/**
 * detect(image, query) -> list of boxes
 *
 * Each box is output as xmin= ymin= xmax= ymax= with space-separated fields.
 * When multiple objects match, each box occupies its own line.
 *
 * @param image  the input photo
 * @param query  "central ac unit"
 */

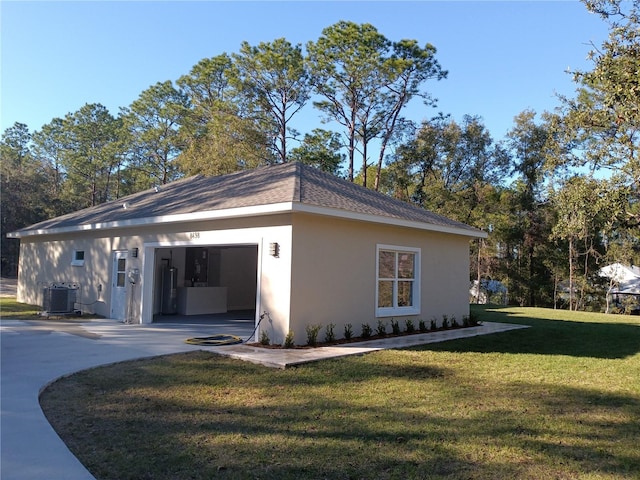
xmin=42 ymin=283 xmax=78 ymax=316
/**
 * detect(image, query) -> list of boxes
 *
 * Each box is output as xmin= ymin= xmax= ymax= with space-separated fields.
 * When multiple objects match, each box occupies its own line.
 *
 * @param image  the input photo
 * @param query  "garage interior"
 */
xmin=152 ymin=245 xmax=258 ymax=324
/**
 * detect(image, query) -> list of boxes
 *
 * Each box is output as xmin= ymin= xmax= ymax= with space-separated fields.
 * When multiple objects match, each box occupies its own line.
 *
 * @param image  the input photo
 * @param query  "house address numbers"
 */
xmin=189 ymin=232 xmax=200 ymax=240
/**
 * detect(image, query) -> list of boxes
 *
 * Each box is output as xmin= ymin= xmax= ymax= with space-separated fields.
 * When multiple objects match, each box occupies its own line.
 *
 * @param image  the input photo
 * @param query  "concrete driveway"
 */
xmin=0 ymin=317 xmax=254 ymax=480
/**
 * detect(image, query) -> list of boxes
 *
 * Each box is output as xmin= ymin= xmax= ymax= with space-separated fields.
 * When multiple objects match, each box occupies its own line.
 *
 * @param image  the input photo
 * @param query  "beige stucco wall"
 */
xmin=16 ymin=234 xmax=140 ymax=316
xmin=15 ymin=210 xmax=474 ymax=344
xmin=16 ymin=215 xmax=294 ymax=339
xmin=288 ymin=213 xmax=472 ymax=345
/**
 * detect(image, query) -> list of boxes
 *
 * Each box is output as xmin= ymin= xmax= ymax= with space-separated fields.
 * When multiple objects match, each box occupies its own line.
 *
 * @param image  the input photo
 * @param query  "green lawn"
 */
xmin=0 ymin=298 xmax=42 ymax=320
xmin=40 ymin=306 xmax=640 ymax=480
xmin=0 ymin=297 xmax=98 ymax=321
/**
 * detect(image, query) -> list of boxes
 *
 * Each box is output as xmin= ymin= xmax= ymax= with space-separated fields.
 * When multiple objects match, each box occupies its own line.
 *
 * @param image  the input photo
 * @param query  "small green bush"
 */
xmin=390 ymin=318 xmax=401 ymax=334
xmin=419 ymin=319 xmax=428 ymax=332
xmin=451 ymin=316 xmax=459 ymax=328
xmin=344 ymin=323 xmax=353 ymax=340
xmin=284 ymin=330 xmax=295 ymax=348
xmin=361 ymin=323 xmax=372 ymax=338
xmin=324 ymin=323 xmax=336 ymax=343
xmin=405 ymin=318 xmax=415 ymax=333
xmin=441 ymin=315 xmax=449 ymax=329
xmin=376 ymin=319 xmax=387 ymax=336
xmin=430 ymin=318 xmax=437 ymax=331
xmin=306 ymin=324 xmax=322 ymax=346
xmin=259 ymin=330 xmax=270 ymax=346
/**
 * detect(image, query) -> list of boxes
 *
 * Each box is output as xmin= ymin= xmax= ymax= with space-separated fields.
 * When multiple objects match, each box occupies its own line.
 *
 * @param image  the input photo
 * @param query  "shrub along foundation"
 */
xmin=251 ymin=314 xmax=482 ymax=349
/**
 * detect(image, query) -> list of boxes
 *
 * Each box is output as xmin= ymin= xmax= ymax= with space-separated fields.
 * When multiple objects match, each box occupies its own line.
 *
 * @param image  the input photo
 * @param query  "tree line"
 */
xmin=1 ymin=0 xmax=638 ymax=312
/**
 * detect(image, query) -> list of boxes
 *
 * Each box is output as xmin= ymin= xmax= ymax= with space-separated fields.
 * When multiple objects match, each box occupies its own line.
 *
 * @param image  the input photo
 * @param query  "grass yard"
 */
xmin=0 ymin=298 xmax=43 ymax=320
xmin=40 ymin=306 xmax=640 ymax=480
xmin=0 ymin=297 xmax=99 ymax=321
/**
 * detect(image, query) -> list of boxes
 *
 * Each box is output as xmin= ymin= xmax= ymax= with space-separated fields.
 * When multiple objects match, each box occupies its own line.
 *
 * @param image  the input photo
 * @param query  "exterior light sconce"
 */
xmin=269 ymin=242 xmax=279 ymax=257
xmin=131 ymin=248 xmax=139 ymax=258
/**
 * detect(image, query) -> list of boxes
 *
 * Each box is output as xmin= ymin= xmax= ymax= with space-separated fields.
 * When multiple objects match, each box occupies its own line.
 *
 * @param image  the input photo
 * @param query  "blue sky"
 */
xmin=1 ymin=1 xmax=609 ymax=145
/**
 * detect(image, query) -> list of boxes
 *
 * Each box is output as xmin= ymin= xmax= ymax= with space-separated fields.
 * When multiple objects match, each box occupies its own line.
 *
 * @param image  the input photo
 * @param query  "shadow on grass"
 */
xmin=41 ymin=351 xmax=640 ymax=480
xmin=421 ymin=306 xmax=640 ymax=359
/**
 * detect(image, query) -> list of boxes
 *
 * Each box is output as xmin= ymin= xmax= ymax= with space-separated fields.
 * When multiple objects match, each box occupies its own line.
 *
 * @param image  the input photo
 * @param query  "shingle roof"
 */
xmin=9 ymin=162 xmax=483 ymax=237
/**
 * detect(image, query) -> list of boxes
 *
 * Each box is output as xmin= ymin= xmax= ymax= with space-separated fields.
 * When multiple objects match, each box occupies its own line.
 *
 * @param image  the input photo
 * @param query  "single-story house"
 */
xmin=8 ymin=162 xmax=486 ymax=344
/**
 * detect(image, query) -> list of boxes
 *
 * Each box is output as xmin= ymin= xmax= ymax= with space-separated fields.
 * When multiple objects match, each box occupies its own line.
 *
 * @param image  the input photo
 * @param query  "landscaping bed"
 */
xmin=249 ymin=314 xmax=482 ymax=349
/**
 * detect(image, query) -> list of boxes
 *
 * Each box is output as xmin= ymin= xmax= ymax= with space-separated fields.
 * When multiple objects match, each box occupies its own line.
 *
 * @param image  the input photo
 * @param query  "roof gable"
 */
xmin=9 ymin=162 xmax=484 ymax=238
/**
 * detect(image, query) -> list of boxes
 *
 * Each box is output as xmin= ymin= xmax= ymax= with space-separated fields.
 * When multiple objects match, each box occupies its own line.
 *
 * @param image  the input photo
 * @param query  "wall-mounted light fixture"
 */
xmin=269 ymin=242 xmax=279 ymax=257
xmin=131 ymin=247 xmax=139 ymax=258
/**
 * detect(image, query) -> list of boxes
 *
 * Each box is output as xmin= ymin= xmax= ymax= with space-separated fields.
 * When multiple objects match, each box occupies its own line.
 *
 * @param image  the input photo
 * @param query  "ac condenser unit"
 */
xmin=42 ymin=283 xmax=78 ymax=316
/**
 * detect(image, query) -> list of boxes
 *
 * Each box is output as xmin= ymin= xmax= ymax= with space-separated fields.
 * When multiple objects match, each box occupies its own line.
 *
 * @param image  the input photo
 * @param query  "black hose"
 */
xmin=242 ymin=311 xmax=267 ymax=343
xmin=185 ymin=334 xmax=243 ymax=346
xmin=184 ymin=312 xmax=268 ymax=346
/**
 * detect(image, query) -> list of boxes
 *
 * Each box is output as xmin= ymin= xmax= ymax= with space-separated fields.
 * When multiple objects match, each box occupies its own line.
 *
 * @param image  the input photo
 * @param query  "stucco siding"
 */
xmin=17 ymin=236 xmax=120 ymax=317
xmin=288 ymin=213 xmax=472 ymax=345
xmin=15 ymin=206 xmax=472 ymax=343
xmin=16 ymin=214 xmax=294 ymax=330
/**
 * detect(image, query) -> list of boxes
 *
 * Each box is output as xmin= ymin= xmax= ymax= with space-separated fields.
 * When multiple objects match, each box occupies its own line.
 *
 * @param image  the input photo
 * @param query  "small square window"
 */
xmin=71 ymin=250 xmax=85 ymax=267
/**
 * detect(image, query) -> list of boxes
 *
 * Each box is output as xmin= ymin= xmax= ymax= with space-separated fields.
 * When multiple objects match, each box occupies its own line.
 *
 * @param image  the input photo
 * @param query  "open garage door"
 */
xmin=152 ymin=245 xmax=258 ymax=323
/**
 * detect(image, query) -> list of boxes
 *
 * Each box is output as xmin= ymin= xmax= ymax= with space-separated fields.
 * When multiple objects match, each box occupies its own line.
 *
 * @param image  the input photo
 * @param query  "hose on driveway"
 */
xmin=184 ymin=334 xmax=243 ymax=346
xmin=184 ymin=311 xmax=268 ymax=346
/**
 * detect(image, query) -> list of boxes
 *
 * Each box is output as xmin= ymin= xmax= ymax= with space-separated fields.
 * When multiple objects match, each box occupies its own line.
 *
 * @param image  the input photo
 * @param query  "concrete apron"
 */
xmin=0 ymin=319 xmax=527 ymax=480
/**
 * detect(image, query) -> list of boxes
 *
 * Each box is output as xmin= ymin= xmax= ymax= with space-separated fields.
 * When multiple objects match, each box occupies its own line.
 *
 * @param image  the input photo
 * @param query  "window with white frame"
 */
xmin=71 ymin=250 xmax=85 ymax=267
xmin=376 ymin=245 xmax=420 ymax=316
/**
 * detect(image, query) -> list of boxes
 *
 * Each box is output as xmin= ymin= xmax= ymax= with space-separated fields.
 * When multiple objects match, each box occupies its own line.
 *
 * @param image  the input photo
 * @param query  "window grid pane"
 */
xmin=378 ymin=281 xmax=394 ymax=308
xmin=397 ymin=281 xmax=414 ymax=307
xmin=378 ymin=251 xmax=396 ymax=279
xmin=397 ymin=253 xmax=415 ymax=279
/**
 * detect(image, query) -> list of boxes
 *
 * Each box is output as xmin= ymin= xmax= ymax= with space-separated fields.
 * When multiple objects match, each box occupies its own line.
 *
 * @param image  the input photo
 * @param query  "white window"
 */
xmin=71 ymin=250 xmax=85 ymax=267
xmin=376 ymin=245 xmax=420 ymax=317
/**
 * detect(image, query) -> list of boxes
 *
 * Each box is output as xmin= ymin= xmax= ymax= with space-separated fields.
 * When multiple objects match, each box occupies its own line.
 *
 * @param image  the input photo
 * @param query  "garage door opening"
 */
xmin=152 ymin=245 xmax=258 ymax=324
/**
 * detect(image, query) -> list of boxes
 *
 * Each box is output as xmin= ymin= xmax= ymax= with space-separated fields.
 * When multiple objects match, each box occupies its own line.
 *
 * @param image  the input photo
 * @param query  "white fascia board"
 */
xmin=9 ymin=200 xmax=487 ymax=240
xmin=292 ymin=203 xmax=488 ymax=239
xmin=8 ymin=202 xmax=295 ymax=239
